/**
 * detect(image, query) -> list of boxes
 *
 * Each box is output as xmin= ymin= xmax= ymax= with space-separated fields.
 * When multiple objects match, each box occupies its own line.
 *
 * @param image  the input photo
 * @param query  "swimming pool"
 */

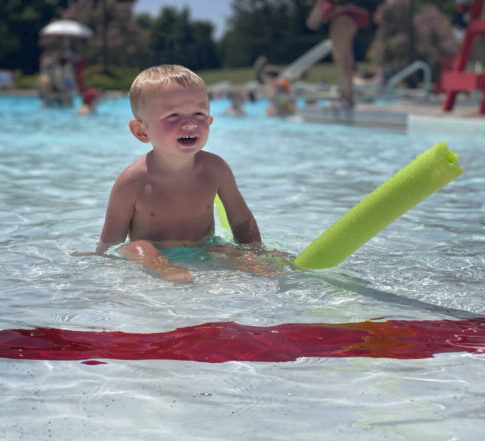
xmin=1 ymin=94 xmax=484 ymax=440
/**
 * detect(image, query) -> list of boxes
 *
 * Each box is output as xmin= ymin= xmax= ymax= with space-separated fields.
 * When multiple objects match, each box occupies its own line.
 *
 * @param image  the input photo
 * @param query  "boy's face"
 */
xmin=132 ymin=83 xmax=213 ymax=159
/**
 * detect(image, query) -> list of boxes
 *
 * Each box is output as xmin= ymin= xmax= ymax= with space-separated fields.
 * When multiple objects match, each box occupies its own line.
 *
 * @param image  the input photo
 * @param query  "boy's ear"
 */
xmin=208 ymin=115 xmax=214 ymax=126
xmin=129 ymin=119 xmax=150 ymax=143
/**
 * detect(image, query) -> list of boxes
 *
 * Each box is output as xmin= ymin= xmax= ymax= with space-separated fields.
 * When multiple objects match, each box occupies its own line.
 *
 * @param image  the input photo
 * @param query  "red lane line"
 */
xmin=1 ymin=319 xmax=484 ymax=363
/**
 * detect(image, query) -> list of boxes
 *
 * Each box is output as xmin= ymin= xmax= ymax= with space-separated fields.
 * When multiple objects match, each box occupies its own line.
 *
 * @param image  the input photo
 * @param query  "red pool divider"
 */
xmin=1 ymin=319 xmax=484 ymax=364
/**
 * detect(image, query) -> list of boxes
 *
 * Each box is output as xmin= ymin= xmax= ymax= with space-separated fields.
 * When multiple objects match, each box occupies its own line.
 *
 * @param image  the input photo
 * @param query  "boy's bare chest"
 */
xmin=134 ymin=175 xmax=216 ymax=221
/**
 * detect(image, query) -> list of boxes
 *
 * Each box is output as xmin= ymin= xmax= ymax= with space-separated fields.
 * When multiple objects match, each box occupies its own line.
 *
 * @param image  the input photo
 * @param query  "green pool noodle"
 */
xmin=215 ymin=194 xmax=231 ymax=230
xmin=294 ymin=142 xmax=463 ymax=269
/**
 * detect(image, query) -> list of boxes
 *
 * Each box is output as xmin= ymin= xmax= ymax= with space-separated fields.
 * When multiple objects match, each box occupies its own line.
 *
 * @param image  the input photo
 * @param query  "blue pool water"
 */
xmin=1 ymin=95 xmax=485 ymax=440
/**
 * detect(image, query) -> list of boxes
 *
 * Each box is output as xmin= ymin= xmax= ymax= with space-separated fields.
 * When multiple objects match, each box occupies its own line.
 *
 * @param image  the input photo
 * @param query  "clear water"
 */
xmin=1 ymin=95 xmax=484 ymax=440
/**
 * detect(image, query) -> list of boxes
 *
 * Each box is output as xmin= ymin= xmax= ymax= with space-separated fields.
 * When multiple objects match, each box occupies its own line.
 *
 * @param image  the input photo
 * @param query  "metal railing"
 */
xmin=383 ymin=60 xmax=432 ymax=97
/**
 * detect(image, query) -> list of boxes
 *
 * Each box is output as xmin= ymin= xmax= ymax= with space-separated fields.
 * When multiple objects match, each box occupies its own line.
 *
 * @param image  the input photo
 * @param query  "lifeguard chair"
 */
xmin=441 ymin=0 xmax=485 ymax=114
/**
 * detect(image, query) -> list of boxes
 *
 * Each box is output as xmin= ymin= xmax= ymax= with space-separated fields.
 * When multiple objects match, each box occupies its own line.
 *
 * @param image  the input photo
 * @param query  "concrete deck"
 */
xmin=300 ymin=96 xmax=485 ymax=134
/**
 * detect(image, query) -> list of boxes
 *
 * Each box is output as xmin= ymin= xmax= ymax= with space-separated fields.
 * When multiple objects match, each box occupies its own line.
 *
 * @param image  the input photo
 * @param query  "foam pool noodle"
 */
xmin=294 ymin=142 xmax=463 ymax=269
xmin=215 ymin=194 xmax=231 ymax=230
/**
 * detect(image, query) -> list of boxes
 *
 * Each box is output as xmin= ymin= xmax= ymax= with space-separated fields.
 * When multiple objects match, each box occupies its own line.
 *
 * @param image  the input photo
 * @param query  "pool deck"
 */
xmin=0 ymin=88 xmax=127 ymax=99
xmin=0 ymin=88 xmax=39 ymax=96
xmin=300 ymin=96 xmax=485 ymax=134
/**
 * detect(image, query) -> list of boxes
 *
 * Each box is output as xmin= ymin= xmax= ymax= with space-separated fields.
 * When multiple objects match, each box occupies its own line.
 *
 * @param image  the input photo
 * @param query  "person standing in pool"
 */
xmin=74 ymin=65 xmax=270 ymax=283
xmin=306 ymin=0 xmax=370 ymax=110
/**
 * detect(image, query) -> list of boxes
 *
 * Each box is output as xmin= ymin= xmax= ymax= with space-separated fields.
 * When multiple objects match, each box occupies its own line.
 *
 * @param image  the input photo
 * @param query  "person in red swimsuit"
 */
xmin=307 ymin=0 xmax=370 ymax=109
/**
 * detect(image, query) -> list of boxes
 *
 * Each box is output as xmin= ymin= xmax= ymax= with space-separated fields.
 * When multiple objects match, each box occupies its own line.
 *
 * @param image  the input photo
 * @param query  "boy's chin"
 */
xmin=177 ymin=144 xmax=202 ymax=154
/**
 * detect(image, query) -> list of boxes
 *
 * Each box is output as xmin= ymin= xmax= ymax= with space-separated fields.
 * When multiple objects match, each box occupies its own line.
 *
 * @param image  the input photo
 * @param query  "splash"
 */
xmin=1 ymin=319 xmax=484 ymax=364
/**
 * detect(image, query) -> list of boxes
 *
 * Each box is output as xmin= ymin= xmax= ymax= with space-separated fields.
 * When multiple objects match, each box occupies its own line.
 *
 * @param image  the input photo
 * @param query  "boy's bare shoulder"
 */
xmin=196 ymin=151 xmax=234 ymax=182
xmin=196 ymin=150 xmax=230 ymax=171
xmin=113 ymin=154 xmax=148 ymax=188
xmin=122 ymin=154 xmax=148 ymax=175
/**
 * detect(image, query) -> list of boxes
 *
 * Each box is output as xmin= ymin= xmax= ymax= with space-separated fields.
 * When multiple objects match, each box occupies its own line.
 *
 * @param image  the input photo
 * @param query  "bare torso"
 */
xmin=129 ymin=170 xmax=216 ymax=247
xmin=105 ymin=150 xmax=223 ymax=249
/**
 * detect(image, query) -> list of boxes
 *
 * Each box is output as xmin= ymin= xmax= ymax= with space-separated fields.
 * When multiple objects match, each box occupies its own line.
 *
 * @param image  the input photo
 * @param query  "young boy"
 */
xmin=75 ymin=65 xmax=264 ymax=283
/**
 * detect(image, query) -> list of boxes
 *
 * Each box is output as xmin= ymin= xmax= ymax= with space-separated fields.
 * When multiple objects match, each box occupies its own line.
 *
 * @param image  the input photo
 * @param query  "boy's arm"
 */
xmin=96 ymin=174 xmax=137 ymax=254
xmin=71 ymin=178 xmax=133 ymax=257
xmin=216 ymin=160 xmax=262 ymax=246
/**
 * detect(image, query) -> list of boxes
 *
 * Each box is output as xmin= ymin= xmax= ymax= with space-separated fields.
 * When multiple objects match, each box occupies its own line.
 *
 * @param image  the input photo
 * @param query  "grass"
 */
xmin=198 ymin=63 xmax=343 ymax=86
xmin=197 ymin=62 xmax=377 ymax=86
xmin=14 ymin=61 xmax=377 ymax=91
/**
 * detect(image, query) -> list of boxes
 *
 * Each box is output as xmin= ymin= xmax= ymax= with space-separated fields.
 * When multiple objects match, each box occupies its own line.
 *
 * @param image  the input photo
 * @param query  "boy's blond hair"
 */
xmin=129 ymin=65 xmax=208 ymax=121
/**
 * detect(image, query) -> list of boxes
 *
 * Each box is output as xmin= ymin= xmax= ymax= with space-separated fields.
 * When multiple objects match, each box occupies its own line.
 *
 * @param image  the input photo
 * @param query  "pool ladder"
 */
xmin=382 ymin=60 xmax=432 ymax=99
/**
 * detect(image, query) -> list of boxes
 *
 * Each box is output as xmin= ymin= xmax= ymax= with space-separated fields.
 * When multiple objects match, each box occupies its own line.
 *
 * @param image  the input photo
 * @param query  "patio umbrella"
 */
xmin=40 ymin=19 xmax=94 ymax=58
xmin=40 ymin=20 xmax=94 ymax=39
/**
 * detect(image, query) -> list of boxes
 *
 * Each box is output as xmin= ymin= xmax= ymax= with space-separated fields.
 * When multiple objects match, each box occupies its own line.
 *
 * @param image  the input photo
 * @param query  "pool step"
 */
xmin=300 ymin=106 xmax=408 ymax=131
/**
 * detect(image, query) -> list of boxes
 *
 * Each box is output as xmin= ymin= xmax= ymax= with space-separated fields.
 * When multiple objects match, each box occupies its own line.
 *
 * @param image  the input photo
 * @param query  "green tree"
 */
xmin=146 ymin=7 xmax=219 ymax=70
xmin=0 ymin=0 xmax=69 ymax=74
xmin=414 ymin=0 xmax=456 ymax=16
xmin=220 ymin=0 xmax=305 ymax=67
xmin=370 ymin=0 xmax=457 ymax=80
xmin=63 ymin=0 xmax=150 ymax=72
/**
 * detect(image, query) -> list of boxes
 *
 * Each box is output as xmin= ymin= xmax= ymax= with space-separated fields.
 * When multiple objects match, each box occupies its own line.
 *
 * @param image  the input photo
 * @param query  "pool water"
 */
xmin=1 ymin=95 xmax=485 ymax=440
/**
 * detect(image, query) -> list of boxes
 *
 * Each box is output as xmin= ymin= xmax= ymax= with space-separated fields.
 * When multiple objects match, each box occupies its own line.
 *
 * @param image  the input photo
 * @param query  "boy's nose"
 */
xmin=181 ymin=118 xmax=198 ymax=129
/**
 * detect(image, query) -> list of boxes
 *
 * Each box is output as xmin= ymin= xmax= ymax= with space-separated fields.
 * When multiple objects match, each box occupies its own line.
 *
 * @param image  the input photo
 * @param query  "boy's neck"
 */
xmin=147 ymin=149 xmax=196 ymax=174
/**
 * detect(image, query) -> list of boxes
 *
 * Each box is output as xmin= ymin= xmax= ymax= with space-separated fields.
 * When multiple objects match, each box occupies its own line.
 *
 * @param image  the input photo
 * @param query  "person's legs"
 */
xmin=119 ymin=240 xmax=194 ymax=283
xmin=329 ymin=15 xmax=358 ymax=107
xmin=205 ymin=244 xmax=286 ymax=278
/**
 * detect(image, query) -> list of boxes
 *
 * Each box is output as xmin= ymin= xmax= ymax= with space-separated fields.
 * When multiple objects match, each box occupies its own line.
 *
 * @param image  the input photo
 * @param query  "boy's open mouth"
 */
xmin=178 ymin=135 xmax=198 ymax=146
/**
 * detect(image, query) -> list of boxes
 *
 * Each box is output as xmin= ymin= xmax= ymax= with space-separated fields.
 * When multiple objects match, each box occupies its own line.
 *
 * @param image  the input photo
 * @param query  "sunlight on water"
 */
xmin=1 ymin=95 xmax=484 ymax=440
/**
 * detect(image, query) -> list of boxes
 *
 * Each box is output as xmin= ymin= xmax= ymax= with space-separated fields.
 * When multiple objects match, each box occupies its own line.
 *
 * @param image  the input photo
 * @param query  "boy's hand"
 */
xmin=71 ymin=251 xmax=103 ymax=257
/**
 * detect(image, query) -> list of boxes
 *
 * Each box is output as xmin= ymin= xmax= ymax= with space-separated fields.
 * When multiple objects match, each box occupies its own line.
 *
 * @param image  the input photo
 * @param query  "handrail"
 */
xmin=279 ymin=39 xmax=332 ymax=81
xmin=383 ymin=60 xmax=432 ymax=96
